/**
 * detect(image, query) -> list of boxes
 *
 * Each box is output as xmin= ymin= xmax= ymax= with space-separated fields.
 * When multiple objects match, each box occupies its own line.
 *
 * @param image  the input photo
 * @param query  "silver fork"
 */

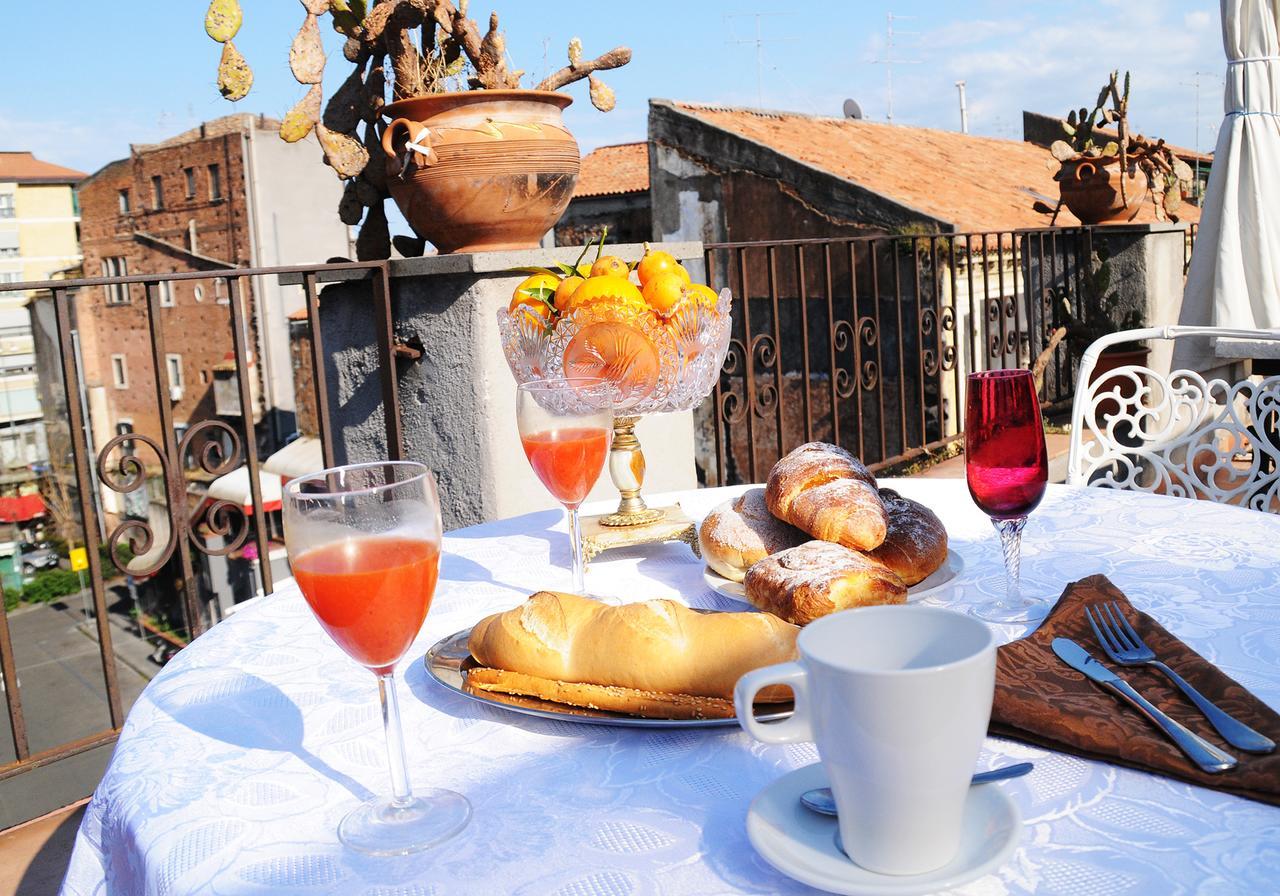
xmin=1086 ymin=603 xmax=1276 ymax=754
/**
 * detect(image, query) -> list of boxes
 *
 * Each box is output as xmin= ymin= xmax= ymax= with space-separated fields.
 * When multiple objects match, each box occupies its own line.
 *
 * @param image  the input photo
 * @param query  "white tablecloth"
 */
xmin=60 ymin=481 xmax=1280 ymax=895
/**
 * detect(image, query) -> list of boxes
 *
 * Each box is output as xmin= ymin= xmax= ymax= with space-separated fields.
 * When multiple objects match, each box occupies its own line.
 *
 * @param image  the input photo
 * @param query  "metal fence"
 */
xmin=0 ymin=260 xmax=401 ymax=786
xmin=701 ymin=228 xmax=1097 ymax=486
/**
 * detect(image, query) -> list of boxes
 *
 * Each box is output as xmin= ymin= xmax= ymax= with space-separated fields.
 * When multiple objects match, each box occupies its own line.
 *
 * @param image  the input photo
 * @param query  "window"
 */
xmin=184 ymin=168 xmax=196 ymax=199
xmin=166 ymin=353 xmax=184 ymax=390
xmin=102 ymin=256 xmax=129 ymax=304
xmin=0 ymin=247 xmax=16 ymax=259
xmin=157 ymin=279 xmax=174 ymax=307
xmin=115 ymin=420 xmax=134 ymax=452
xmin=0 ymin=272 xmax=20 ymax=284
xmin=208 ymin=164 xmax=222 ymax=200
xmin=151 ymin=175 xmax=163 ymax=209
xmin=193 ymin=285 xmax=204 ymax=303
xmin=0 ymin=194 xmax=14 ymax=218
xmin=111 ymin=354 xmax=128 ymax=389
xmin=118 ymin=189 xmax=130 ymax=214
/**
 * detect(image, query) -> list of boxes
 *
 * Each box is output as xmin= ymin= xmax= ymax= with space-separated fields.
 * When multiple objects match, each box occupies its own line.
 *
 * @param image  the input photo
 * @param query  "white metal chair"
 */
xmin=1067 ymin=326 xmax=1280 ymax=510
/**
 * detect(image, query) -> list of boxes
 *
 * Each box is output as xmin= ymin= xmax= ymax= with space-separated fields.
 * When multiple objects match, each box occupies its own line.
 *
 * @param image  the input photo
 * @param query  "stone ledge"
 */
xmin=278 ymin=241 xmax=704 ymax=285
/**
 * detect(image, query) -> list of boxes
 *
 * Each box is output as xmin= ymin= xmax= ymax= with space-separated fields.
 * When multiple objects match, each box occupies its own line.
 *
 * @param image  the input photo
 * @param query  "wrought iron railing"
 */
xmin=700 ymin=228 xmax=1097 ymax=486
xmin=0 ymin=260 xmax=401 ymax=790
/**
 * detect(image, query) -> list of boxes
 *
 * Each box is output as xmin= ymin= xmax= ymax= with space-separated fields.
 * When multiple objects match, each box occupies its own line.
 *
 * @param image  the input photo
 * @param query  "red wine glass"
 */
xmin=966 ymin=370 xmax=1049 ymax=622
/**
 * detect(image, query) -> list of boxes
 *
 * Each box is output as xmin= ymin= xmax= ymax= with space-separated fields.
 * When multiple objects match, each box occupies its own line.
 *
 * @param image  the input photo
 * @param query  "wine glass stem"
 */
xmin=568 ymin=507 xmax=585 ymax=593
xmin=377 ymin=672 xmax=412 ymax=808
xmin=993 ymin=516 xmax=1028 ymax=603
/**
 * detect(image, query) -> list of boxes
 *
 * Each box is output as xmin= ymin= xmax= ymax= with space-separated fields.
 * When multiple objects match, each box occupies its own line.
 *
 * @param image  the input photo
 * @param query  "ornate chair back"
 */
xmin=1067 ymin=326 xmax=1280 ymax=511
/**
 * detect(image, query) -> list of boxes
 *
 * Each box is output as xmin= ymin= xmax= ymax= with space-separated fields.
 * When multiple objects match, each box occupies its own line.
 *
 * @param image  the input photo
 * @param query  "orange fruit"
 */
xmin=562 ymin=274 xmax=645 ymax=314
xmin=563 ymin=321 xmax=660 ymax=400
xmin=555 ymin=275 xmax=584 ymax=310
xmin=636 ymin=248 xmax=688 ymax=287
xmin=642 ymin=271 xmax=691 ymax=317
xmin=590 ymin=255 xmax=629 ymax=278
xmin=686 ymin=283 xmax=719 ymax=310
xmin=511 ymin=272 xmax=558 ymax=306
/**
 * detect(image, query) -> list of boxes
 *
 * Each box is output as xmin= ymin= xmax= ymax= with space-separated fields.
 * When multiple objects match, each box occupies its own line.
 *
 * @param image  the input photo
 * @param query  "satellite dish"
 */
xmin=843 ymin=99 xmax=864 ymax=120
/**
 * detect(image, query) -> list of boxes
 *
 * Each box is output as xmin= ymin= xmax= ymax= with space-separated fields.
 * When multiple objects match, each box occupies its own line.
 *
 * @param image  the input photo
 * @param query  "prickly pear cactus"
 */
xmin=281 ymin=84 xmax=322 ymax=143
xmin=217 ymin=41 xmax=253 ymax=101
xmin=205 ymin=0 xmax=242 ymax=43
xmin=316 ymin=124 xmax=368 ymax=178
xmin=290 ymin=14 xmax=326 ymax=85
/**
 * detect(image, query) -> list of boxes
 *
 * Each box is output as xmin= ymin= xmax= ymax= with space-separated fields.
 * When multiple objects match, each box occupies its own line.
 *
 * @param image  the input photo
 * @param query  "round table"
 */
xmin=61 ymin=481 xmax=1280 ymax=895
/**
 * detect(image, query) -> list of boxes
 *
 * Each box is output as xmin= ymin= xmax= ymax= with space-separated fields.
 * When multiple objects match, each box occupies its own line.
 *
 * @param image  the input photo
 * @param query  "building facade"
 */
xmin=0 ymin=151 xmax=84 ymax=509
xmin=554 ymin=143 xmax=651 ymax=247
xmin=75 ymin=113 xmax=350 ymax=480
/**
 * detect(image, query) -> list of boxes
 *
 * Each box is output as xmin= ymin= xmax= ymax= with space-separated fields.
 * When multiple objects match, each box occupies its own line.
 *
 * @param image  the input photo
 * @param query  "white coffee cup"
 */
xmin=735 ymin=605 xmax=997 ymax=876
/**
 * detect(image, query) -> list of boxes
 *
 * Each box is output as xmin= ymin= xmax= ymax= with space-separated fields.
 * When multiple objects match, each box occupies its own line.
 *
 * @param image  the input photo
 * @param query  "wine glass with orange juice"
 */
xmin=284 ymin=461 xmax=469 ymax=855
xmin=517 ymin=378 xmax=613 ymax=593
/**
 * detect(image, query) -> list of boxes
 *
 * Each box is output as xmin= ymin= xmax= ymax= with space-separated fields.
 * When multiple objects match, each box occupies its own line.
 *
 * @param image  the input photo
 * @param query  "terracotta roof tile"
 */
xmin=574 ymin=143 xmax=649 ymax=198
xmin=672 ymin=103 xmax=1199 ymax=233
xmin=0 ymin=151 xmax=86 ymax=184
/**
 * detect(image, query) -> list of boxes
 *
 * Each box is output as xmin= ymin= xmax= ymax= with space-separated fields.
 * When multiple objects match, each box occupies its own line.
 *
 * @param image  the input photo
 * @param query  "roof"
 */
xmin=667 ymin=101 xmax=1199 ymax=232
xmin=0 ymin=152 xmax=86 ymax=184
xmin=287 ymin=308 xmax=309 ymax=321
xmin=574 ymin=143 xmax=649 ymax=198
xmin=131 ymin=113 xmax=282 ymax=154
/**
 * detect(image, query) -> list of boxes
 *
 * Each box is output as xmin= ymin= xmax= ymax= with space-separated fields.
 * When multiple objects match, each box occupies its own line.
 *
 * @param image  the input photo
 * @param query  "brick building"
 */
xmin=75 ymin=113 xmax=350 ymax=480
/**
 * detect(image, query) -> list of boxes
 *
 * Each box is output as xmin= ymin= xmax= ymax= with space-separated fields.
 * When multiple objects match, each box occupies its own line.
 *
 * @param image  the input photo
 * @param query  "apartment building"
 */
xmin=0 ymin=151 xmax=84 ymax=506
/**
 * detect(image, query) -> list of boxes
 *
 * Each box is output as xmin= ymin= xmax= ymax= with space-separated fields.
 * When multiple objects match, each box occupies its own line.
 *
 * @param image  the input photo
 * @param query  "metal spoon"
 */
xmin=800 ymin=761 xmax=1034 ymax=817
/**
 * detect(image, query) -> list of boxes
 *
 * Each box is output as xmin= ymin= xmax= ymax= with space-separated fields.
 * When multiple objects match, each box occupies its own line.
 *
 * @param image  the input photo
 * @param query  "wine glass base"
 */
xmin=338 ymin=788 xmax=471 ymax=855
xmin=972 ymin=601 xmax=1049 ymax=624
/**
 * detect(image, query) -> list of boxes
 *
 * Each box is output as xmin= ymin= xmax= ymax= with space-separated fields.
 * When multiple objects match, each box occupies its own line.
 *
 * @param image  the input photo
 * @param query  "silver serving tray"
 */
xmin=423 ymin=627 xmax=795 ymax=729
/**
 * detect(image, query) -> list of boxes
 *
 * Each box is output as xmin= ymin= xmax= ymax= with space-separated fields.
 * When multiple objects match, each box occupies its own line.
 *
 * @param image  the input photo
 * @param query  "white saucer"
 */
xmin=746 ymin=764 xmax=1020 ymax=896
xmin=704 ymin=550 xmax=964 ymax=604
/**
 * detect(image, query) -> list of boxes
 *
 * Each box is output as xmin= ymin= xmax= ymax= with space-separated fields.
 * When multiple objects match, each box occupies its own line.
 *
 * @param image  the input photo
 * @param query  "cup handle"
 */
xmin=734 ymin=662 xmax=812 ymax=744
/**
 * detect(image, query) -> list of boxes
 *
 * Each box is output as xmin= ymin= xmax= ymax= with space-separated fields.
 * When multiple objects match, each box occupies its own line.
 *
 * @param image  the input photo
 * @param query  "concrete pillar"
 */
xmin=294 ymin=243 xmax=704 ymax=531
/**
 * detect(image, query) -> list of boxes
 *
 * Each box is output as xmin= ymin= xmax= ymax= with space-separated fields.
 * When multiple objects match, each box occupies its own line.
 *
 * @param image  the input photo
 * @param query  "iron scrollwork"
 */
xmin=96 ymin=419 xmax=250 ymax=577
xmin=749 ymin=333 xmax=778 ymax=418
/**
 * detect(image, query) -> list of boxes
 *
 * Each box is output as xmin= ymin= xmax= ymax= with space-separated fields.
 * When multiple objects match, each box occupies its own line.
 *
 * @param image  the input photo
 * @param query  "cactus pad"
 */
xmin=302 ymin=0 xmax=328 ymax=14
xmin=316 ymin=124 xmax=369 ymax=178
xmin=588 ymin=75 xmax=615 ymax=112
xmin=290 ymin=14 xmax=326 ymax=84
xmin=205 ymin=0 xmax=242 ymax=43
xmin=217 ymin=41 xmax=253 ymax=101
xmin=281 ymin=84 xmax=322 ymax=143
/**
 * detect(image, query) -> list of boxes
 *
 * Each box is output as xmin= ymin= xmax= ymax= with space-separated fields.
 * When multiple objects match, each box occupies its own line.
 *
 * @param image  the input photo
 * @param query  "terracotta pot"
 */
xmin=1088 ymin=344 xmax=1150 ymax=422
xmin=1057 ymin=158 xmax=1147 ymax=225
xmin=381 ymin=90 xmax=580 ymax=254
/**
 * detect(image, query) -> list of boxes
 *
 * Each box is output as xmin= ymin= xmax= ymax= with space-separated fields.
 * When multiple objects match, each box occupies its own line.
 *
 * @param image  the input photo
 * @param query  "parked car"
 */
xmin=19 ymin=541 xmax=60 ymax=574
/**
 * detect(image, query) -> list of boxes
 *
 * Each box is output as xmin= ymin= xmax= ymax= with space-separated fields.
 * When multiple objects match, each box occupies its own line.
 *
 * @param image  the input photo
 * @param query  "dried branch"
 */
xmin=537 ymin=46 xmax=631 ymax=91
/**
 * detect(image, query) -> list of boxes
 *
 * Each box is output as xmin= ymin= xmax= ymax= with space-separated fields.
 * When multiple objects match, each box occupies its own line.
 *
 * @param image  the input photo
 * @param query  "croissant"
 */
xmin=765 ymin=442 xmax=888 ymax=551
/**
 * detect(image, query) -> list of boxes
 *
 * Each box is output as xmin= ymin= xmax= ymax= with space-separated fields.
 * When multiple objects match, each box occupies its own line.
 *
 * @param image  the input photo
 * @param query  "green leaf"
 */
xmin=506 ymin=265 xmax=560 ymax=276
xmin=553 ymin=260 xmax=578 ymax=277
xmin=517 ymin=286 xmax=557 ymax=302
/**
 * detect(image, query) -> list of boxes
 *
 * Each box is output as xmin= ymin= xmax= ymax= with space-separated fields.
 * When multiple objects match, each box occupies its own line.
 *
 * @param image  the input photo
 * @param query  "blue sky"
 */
xmin=4 ymin=1 xmax=1221 ymax=185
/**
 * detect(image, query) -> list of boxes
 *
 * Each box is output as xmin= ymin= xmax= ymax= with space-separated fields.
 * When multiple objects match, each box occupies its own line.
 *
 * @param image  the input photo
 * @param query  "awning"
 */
xmin=206 ymin=466 xmax=282 ymax=514
xmin=262 ymin=436 xmax=325 ymax=481
xmin=1177 ymin=0 xmax=1280 ymax=368
xmin=0 ymin=493 xmax=46 ymax=523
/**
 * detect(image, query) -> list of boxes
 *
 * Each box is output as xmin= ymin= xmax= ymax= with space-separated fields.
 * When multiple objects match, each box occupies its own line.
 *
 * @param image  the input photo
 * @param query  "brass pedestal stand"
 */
xmin=580 ymin=415 xmax=701 ymax=565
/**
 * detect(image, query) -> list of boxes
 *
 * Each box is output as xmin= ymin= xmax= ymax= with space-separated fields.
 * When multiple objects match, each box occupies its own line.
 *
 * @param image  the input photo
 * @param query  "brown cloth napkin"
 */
xmin=990 ymin=573 xmax=1280 ymax=806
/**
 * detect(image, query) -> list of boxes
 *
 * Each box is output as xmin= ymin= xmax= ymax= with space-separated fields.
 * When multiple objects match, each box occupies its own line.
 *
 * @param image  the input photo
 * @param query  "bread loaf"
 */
xmin=765 ymin=442 xmax=888 ymax=551
xmin=744 ymin=540 xmax=907 ymax=625
xmin=464 ymin=667 xmax=741 ymax=720
xmin=868 ymin=489 xmax=949 ymax=586
xmin=467 ymin=592 xmax=799 ymax=700
xmin=699 ymin=488 xmax=808 ymax=582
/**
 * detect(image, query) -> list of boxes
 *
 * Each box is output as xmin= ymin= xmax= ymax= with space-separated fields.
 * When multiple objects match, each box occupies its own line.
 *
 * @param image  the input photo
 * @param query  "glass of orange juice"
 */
xmin=516 ymin=378 xmax=613 ymax=594
xmin=284 ymin=461 xmax=469 ymax=855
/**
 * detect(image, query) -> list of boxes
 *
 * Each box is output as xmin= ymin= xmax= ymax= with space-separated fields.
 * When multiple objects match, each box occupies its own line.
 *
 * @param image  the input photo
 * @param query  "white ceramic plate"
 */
xmin=746 ymin=764 xmax=1020 ymax=896
xmin=703 ymin=549 xmax=964 ymax=604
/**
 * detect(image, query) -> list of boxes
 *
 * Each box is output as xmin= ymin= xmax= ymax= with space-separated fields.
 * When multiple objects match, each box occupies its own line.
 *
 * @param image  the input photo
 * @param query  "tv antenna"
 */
xmin=871 ymin=13 xmax=921 ymax=122
xmin=1180 ymin=70 xmax=1221 ymax=190
xmin=726 ymin=12 xmax=799 ymax=107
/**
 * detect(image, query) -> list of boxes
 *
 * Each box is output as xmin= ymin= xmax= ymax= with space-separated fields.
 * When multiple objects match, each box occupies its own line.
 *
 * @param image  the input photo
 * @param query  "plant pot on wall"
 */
xmin=1056 ymin=158 xmax=1146 ymax=225
xmin=381 ymin=90 xmax=580 ymax=255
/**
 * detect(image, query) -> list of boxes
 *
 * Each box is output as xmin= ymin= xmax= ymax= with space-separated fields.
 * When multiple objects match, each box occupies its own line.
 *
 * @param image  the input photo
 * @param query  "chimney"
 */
xmin=955 ymin=81 xmax=969 ymax=134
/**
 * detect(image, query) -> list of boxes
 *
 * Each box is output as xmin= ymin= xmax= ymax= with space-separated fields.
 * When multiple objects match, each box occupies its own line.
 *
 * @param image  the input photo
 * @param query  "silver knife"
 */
xmin=1051 ymin=638 xmax=1237 ymax=774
